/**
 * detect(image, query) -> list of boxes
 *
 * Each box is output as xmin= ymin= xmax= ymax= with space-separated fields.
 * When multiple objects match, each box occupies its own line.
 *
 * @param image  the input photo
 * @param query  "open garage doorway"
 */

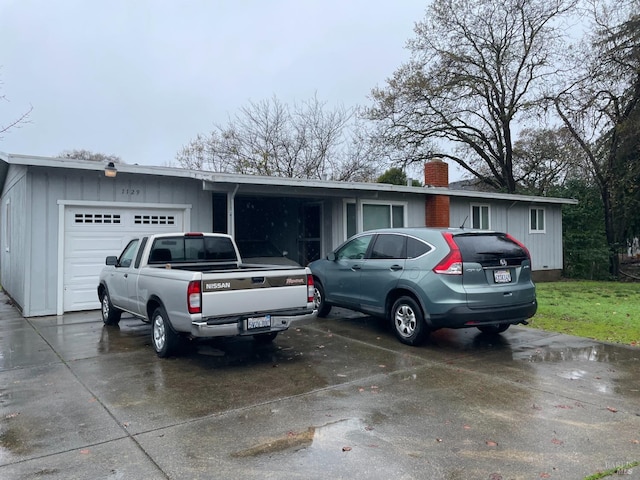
xmin=230 ymin=195 xmax=322 ymax=266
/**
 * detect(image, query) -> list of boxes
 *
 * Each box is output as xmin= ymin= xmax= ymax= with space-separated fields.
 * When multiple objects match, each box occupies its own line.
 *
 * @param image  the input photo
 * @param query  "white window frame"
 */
xmin=470 ymin=203 xmax=490 ymax=230
xmin=530 ymin=207 xmax=546 ymax=233
xmin=343 ymin=199 xmax=408 ymax=240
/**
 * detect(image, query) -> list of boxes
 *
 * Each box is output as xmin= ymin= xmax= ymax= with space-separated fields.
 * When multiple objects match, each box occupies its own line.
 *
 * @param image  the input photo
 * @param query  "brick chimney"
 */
xmin=424 ymin=159 xmax=450 ymax=228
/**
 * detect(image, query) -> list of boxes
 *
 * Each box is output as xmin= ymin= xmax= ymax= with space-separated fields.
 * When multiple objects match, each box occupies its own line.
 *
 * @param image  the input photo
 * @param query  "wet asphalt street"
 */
xmin=0 ymin=290 xmax=639 ymax=480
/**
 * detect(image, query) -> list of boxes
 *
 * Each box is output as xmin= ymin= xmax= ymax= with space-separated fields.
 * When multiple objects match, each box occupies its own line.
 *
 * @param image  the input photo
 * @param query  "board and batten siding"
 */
xmin=23 ymin=166 xmax=213 ymax=317
xmin=450 ymin=197 xmax=563 ymax=272
xmin=0 ymin=164 xmax=29 ymax=311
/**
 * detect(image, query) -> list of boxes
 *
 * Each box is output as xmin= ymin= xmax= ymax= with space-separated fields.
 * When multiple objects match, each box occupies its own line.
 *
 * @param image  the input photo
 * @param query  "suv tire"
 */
xmin=314 ymin=280 xmax=332 ymax=317
xmin=391 ymin=296 xmax=429 ymax=346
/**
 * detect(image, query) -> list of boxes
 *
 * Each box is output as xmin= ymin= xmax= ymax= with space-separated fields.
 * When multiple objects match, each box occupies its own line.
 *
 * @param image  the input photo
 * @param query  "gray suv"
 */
xmin=309 ymin=228 xmax=537 ymax=345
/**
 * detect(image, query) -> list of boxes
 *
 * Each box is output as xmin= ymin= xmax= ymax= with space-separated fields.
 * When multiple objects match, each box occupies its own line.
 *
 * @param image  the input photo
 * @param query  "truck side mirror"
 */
xmin=106 ymin=256 xmax=118 ymax=266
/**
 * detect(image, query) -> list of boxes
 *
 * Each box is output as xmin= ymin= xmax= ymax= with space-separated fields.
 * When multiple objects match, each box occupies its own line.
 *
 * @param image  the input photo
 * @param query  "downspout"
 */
xmin=227 ymin=184 xmax=239 ymax=237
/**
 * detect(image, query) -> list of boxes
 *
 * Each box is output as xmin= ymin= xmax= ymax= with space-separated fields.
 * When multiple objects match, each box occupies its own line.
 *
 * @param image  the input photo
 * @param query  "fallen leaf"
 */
xmin=364 ymin=426 xmax=374 ymax=431
xmin=631 ymin=439 xmax=639 ymax=444
xmin=378 ymin=365 xmax=386 ymax=368
xmin=489 ymin=474 xmax=502 ymax=480
xmin=358 ymin=387 xmax=365 ymax=392
xmin=607 ymin=406 xmax=618 ymax=413
xmin=342 ymin=446 xmax=352 ymax=452
xmin=5 ymin=412 xmax=20 ymax=419
xmin=463 ymin=424 xmax=471 ymax=430
xmin=551 ymin=438 xmax=564 ymax=445
xmin=80 ymin=449 xmax=90 ymax=455
xmin=540 ymin=473 xmax=551 ymax=478
xmin=486 ymin=440 xmax=498 ymax=447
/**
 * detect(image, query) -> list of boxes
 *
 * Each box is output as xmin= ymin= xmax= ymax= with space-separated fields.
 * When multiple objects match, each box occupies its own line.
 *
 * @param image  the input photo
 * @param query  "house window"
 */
xmin=471 ymin=204 xmax=490 ymax=230
xmin=345 ymin=201 xmax=406 ymax=238
xmin=530 ymin=207 xmax=545 ymax=233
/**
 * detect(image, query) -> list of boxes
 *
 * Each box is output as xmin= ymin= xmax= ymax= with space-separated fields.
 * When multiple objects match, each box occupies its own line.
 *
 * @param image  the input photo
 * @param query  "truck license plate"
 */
xmin=494 ymin=270 xmax=512 ymax=283
xmin=247 ymin=315 xmax=271 ymax=330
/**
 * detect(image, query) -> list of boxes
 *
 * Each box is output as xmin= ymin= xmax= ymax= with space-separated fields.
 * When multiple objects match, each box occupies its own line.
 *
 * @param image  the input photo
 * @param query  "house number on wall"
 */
xmin=121 ymin=189 xmax=141 ymax=195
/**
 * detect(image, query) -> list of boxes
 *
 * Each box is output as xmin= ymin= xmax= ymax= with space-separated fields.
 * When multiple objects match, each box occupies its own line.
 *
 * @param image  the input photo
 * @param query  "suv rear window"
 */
xmin=454 ymin=233 xmax=528 ymax=267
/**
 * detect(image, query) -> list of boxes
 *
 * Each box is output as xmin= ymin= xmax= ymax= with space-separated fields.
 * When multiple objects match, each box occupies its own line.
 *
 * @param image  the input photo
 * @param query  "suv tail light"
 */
xmin=505 ymin=233 xmax=531 ymax=260
xmin=187 ymin=280 xmax=202 ymax=314
xmin=433 ymin=232 xmax=463 ymax=275
xmin=307 ymin=274 xmax=315 ymax=303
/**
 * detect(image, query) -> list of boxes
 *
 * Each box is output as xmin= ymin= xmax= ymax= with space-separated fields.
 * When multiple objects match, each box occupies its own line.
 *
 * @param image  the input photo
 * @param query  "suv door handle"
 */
xmin=351 ymin=265 xmax=361 ymax=271
xmin=124 ymin=273 xmax=128 ymax=278
xmin=390 ymin=265 xmax=403 ymax=271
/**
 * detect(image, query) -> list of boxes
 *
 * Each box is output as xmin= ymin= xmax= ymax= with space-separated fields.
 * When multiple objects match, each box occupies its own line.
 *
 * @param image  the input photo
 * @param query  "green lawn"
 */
xmin=529 ymin=281 xmax=640 ymax=346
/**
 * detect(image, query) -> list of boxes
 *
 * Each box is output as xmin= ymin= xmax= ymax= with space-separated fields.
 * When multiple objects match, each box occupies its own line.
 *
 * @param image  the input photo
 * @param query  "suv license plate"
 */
xmin=247 ymin=315 xmax=271 ymax=330
xmin=494 ymin=270 xmax=512 ymax=283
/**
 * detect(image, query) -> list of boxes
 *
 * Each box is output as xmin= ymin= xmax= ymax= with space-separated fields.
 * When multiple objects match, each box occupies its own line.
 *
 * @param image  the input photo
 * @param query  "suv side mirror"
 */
xmin=328 ymin=252 xmax=336 ymax=261
xmin=105 ymin=256 xmax=118 ymax=266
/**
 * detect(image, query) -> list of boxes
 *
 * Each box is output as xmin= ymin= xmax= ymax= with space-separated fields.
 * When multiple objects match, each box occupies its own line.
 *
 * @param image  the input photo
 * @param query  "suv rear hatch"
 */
xmin=453 ymin=232 xmax=535 ymax=309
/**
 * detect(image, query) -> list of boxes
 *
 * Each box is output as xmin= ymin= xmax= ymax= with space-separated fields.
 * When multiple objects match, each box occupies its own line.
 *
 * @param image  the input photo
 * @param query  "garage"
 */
xmin=62 ymin=203 xmax=188 ymax=312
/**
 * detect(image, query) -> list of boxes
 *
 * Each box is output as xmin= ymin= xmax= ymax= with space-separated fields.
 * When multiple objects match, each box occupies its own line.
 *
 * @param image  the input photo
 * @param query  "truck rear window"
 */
xmin=453 ymin=233 xmax=528 ymax=267
xmin=149 ymin=236 xmax=238 ymax=263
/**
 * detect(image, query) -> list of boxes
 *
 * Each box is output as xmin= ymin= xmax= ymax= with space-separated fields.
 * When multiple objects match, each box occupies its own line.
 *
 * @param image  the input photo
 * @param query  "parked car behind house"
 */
xmin=309 ymin=227 xmax=537 ymax=345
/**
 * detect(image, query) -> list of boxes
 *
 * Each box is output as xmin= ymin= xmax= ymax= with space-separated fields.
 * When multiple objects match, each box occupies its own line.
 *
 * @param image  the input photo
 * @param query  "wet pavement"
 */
xmin=1 ymin=290 xmax=639 ymax=480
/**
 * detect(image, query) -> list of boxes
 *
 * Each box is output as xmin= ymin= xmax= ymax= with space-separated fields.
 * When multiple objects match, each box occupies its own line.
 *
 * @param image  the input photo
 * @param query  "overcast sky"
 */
xmin=1 ymin=0 xmax=429 ymax=172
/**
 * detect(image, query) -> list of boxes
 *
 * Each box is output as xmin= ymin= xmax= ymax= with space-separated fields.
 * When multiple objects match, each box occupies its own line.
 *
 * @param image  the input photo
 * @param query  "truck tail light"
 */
xmin=187 ymin=280 xmax=202 ymax=314
xmin=433 ymin=232 xmax=463 ymax=275
xmin=307 ymin=274 xmax=315 ymax=303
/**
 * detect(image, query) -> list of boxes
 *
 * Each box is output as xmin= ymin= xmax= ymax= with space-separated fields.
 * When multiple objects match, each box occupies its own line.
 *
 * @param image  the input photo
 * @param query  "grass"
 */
xmin=529 ymin=280 xmax=640 ymax=346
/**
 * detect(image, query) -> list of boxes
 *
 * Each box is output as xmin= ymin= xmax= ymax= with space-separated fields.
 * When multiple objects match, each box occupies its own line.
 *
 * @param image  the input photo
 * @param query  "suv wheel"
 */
xmin=314 ymin=281 xmax=332 ymax=317
xmin=391 ymin=296 xmax=429 ymax=346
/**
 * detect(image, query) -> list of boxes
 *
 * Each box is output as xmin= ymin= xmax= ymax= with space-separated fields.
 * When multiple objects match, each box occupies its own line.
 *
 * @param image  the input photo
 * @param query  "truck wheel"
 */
xmin=101 ymin=289 xmax=122 ymax=326
xmin=253 ymin=332 xmax=278 ymax=344
xmin=313 ymin=281 xmax=332 ymax=317
xmin=151 ymin=306 xmax=180 ymax=358
xmin=477 ymin=323 xmax=510 ymax=334
xmin=391 ymin=296 xmax=429 ymax=346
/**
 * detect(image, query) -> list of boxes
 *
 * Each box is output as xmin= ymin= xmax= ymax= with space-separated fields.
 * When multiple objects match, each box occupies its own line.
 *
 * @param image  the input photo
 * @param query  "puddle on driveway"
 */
xmin=231 ymin=418 xmax=369 ymax=458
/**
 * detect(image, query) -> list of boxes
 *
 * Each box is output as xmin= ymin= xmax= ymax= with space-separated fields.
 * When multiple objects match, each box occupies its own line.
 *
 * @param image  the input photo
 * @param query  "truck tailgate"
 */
xmin=201 ymin=269 xmax=311 ymax=317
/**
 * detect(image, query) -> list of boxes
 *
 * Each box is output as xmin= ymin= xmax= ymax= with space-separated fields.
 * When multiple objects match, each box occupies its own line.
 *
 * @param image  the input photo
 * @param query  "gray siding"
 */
xmin=23 ymin=167 xmax=212 ymax=316
xmin=450 ymin=197 xmax=563 ymax=271
xmin=0 ymin=165 xmax=29 ymax=311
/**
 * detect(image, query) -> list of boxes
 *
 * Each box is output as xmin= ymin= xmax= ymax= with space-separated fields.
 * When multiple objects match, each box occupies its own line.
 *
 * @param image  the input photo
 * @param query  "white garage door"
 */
xmin=63 ymin=206 xmax=186 ymax=312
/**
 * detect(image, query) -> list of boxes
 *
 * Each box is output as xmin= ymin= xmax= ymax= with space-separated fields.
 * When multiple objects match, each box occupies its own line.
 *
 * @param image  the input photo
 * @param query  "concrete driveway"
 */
xmin=1 ymin=291 xmax=639 ymax=480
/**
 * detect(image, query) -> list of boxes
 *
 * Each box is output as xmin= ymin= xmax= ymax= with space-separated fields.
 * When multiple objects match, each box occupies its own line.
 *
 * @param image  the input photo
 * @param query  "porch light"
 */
xmin=104 ymin=161 xmax=117 ymax=178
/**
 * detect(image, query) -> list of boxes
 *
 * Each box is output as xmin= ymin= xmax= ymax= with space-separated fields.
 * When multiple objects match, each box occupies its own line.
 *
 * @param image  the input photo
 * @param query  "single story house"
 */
xmin=0 ymin=152 xmax=577 ymax=317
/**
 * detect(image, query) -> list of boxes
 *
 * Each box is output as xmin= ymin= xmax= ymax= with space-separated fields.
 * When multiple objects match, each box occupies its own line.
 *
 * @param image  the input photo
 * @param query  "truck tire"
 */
xmin=151 ymin=306 xmax=180 ymax=358
xmin=101 ymin=289 xmax=122 ymax=326
xmin=313 ymin=280 xmax=332 ymax=317
xmin=391 ymin=296 xmax=429 ymax=346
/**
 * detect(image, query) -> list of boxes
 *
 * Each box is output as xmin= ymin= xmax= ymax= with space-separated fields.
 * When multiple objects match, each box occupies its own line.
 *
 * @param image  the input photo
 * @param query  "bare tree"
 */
xmin=59 ymin=149 xmax=123 ymax=163
xmin=1 ymin=69 xmax=32 ymax=140
xmin=552 ymin=0 xmax=640 ymax=275
xmin=511 ymin=126 xmax=585 ymax=195
xmin=177 ymin=95 xmax=379 ymax=181
xmin=366 ymin=0 xmax=578 ymax=193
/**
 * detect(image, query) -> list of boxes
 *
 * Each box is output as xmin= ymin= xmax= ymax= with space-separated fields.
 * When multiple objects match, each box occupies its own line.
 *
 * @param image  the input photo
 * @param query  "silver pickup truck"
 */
xmin=97 ymin=232 xmax=316 ymax=357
